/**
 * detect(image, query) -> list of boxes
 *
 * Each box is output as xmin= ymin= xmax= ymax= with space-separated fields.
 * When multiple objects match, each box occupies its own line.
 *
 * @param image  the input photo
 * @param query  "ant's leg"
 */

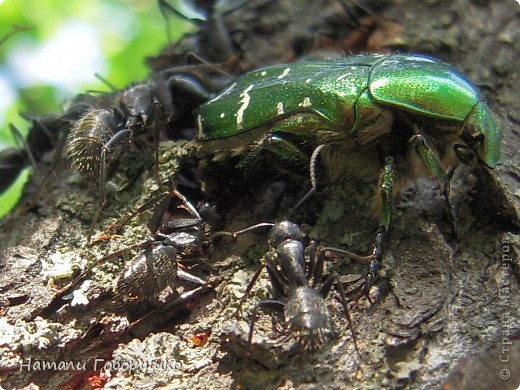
xmin=88 ymin=129 xmax=132 ymax=242
xmin=36 ymin=240 xmax=150 ymax=318
xmin=313 ymin=248 xmax=361 ymax=357
xmin=177 ymin=269 xmax=206 ymax=286
xmin=129 ymin=284 xmax=212 ymax=329
xmin=247 ymin=300 xmax=285 ymax=349
xmin=232 ymin=264 xmax=266 ymax=318
xmin=322 ymin=274 xmax=361 ymax=359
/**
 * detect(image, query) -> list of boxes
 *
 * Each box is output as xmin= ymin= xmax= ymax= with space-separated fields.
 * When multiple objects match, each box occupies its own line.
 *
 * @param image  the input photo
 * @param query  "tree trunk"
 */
xmin=1 ymin=0 xmax=519 ymax=389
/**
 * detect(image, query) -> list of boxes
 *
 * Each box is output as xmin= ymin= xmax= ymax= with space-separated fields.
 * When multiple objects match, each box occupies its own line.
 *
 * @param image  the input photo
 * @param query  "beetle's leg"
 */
xmin=265 ymin=113 xmax=329 ymax=212
xmin=229 ymin=112 xmax=327 ymax=200
xmin=291 ymin=144 xmax=326 ymax=212
xmin=411 ymin=134 xmax=457 ymax=237
xmin=235 ymin=133 xmax=309 ymax=176
xmin=264 ymin=134 xmax=310 ymax=163
xmin=366 ymin=155 xmax=394 ymax=293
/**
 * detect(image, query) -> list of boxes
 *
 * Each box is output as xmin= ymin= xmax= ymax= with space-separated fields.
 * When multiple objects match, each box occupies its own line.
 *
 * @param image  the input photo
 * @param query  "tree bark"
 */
xmin=0 ymin=0 xmax=519 ymax=389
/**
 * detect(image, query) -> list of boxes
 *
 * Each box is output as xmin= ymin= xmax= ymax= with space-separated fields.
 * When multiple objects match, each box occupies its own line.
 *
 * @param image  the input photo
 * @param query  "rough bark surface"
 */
xmin=0 ymin=0 xmax=519 ymax=389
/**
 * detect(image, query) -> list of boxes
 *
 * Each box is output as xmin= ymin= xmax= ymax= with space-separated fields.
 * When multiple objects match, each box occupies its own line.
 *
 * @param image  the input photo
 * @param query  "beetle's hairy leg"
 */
xmin=410 ymin=134 xmax=457 ymax=238
xmin=291 ymin=144 xmax=326 ymax=213
xmin=236 ymin=133 xmax=309 ymax=176
xmin=235 ymin=112 xmax=325 ymax=178
xmin=263 ymin=134 xmax=309 ymax=163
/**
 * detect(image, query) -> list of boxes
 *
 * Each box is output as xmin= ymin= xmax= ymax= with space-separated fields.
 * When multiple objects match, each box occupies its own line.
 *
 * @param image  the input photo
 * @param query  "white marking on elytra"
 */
xmin=298 ymin=97 xmax=312 ymax=108
xmin=236 ymin=84 xmax=254 ymax=130
xmin=277 ymin=68 xmax=291 ymax=79
xmin=220 ymin=113 xmax=225 ymax=119
xmin=305 ymin=78 xmax=312 ymax=83
xmin=260 ymin=71 xmax=267 ymax=76
xmin=370 ymin=78 xmax=389 ymax=90
xmin=336 ymin=72 xmax=353 ymax=81
xmin=276 ymin=102 xmax=284 ymax=115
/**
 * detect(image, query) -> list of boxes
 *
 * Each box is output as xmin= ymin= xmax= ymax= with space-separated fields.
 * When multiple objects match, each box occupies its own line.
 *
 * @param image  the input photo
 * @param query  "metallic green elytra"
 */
xmin=197 ymin=54 xmax=502 ymax=170
xmin=196 ymin=53 xmax=503 ymax=291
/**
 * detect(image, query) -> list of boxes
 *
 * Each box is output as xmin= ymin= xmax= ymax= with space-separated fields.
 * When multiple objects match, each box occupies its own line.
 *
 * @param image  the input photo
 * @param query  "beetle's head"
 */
xmin=458 ymin=101 xmax=503 ymax=168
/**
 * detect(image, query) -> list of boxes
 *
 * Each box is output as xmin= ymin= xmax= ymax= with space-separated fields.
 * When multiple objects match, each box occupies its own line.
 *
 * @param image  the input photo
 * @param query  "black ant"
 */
xmin=221 ymin=221 xmax=362 ymax=354
xmin=39 ymin=189 xmax=214 ymax=326
xmin=65 ymin=65 xmax=227 ymax=240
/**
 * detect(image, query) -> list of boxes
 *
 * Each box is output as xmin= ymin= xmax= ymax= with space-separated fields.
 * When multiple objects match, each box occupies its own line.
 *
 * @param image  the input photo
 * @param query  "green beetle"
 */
xmin=196 ymin=54 xmax=503 ymax=287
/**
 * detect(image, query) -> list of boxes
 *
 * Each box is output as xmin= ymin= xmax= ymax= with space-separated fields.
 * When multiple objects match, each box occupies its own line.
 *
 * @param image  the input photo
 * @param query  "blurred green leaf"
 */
xmin=0 ymin=0 xmax=191 ymax=217
xmin=0 ymin=168 xmax=29 ymax=218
